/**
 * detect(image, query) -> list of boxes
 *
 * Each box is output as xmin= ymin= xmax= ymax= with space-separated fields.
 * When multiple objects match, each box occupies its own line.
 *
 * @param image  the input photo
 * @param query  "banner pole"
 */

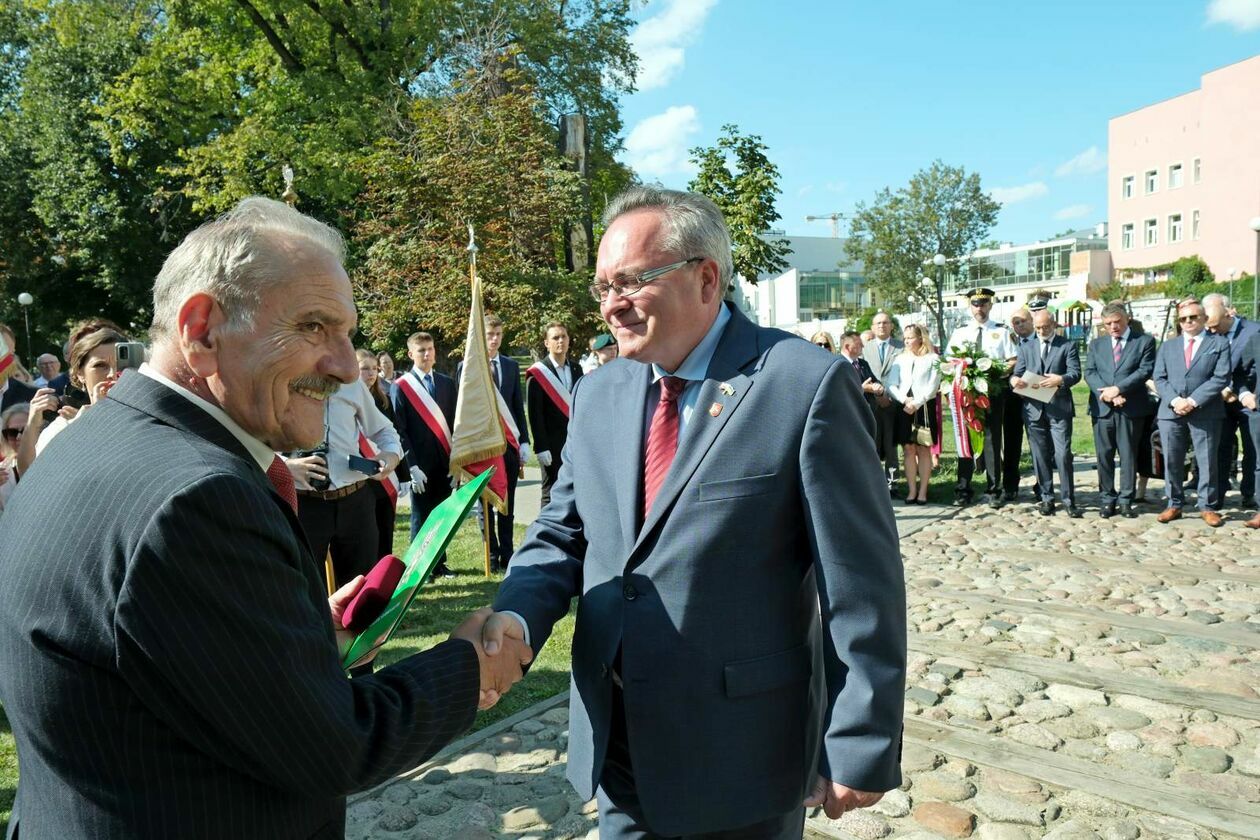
xmin=481 ymin=490 xmax=493 ymax=577
xmin=324 ymin=550 xmax=336 ymax=597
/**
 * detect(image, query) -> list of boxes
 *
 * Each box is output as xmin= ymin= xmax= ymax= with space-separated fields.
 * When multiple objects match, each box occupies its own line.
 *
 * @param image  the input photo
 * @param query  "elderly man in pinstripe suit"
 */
xmin=0 ymin=197 xmax=530 ymax=839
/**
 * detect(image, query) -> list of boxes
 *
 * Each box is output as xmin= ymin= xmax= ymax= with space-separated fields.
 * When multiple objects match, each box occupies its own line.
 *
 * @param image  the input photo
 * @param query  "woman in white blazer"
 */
xmin=884 ymin=323 xmax=941 ymax=504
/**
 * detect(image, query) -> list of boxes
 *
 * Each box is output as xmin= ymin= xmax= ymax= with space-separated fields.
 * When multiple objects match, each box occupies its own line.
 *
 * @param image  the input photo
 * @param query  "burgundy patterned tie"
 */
xmin=267 ymin=455 xmax=299 ymax=514
xmin=643 ymin=376 xmax=686 ymax=520
xmin=1113 ymin=338 xmax=1123 ymax=366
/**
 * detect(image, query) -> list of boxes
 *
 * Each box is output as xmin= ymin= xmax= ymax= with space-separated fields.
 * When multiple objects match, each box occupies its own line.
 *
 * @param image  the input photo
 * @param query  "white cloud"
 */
xmin=824 ymin=181 xmax=847 ymax=193
xmin=1207 ymin=0 xmax=1260 ymax=30
xmin=624 ymin=105 xmax=701 ymax=178
xmin=989 ymin=182 xmax=1049 ymax=205
xmin=1054 ymin=146 xmax=1106 ymax=177
xmin=1053 ymin=204 xmax=1092 ymax=221
xmin=630 ymin=0 xmax=719 ymax=91
xmin=796 ymin=185 xmax=815 ymax=198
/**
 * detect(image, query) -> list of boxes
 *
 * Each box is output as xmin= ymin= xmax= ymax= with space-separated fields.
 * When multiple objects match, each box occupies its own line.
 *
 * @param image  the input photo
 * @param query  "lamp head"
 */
xmin=932 ymin=253 xmax=947 ymax=266
xmin=17 ymin=292 xmax=33 ymax=306
xmin=1250 ymin=216 xmax=1260 ymax=233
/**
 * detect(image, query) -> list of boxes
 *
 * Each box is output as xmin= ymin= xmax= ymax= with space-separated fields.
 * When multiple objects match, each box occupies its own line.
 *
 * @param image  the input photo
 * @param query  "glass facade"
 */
xmin=797 ymin=271 xmax=872 ymax=320
xmin=944 ymin=242 xmax=1084 ymax=292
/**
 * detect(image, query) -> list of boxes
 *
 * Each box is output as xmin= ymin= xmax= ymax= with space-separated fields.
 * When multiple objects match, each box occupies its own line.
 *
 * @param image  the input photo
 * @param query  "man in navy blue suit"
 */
xmin=1154 ymin=298 xmax=1231 ymax=526
xmin=456 ymin=314 xmax=530 ymax=572
xmin=1204 ymin=293 xmax=1260 ymax=509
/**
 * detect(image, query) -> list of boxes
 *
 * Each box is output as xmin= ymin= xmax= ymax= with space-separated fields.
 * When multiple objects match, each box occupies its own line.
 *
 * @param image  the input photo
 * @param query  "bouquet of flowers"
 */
xmin=938 ymin=341 xmax=1010 ymax=459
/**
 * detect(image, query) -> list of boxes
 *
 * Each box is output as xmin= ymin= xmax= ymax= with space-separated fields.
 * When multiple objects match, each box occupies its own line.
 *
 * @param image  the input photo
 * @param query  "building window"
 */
xmin=1193 ymin=158 xmax=1201 ymax=184
xmin=1168 ymin=214 xmax=1182 ymax=243
xmin=1168 ymin=164 xmax=1182 ymax=189
xmin=1192 ymin=209 xmax=1200 ymax=240
xmin=1121 ymin=223 xmax=1134 ymax=250
xmin=1145 ymin=170 xmax=1158 ymax=194
xmin=1122 ymin=175 xmax=1134 ymax=199
xmin=1144 ymin=218 xmax=1158 ymax=247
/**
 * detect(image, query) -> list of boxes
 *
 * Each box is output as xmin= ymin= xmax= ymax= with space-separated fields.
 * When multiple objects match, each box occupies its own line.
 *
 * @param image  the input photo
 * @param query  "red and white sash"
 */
xmin=396 ymin=371 xmax=452 ymax=454
xmin=357 ymin=432 xmax=400 ymax=506
xmin=525 ymin=361 xmax=571 ymax=418
xmin=495 ymin=388 xmax=521 ymax=452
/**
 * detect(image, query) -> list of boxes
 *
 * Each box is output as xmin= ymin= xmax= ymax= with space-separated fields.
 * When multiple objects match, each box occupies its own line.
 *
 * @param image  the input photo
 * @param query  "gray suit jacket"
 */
xmin=1013 ymin=335 xmax=1081 ymax=421
xmin=862 ymin=338 xmax=903 ymax=384
xmin=1084 ymin=333 xmax=1156 ymax=418
xmin=0 ymin=373 xmax=479 ymax=839
xmin=494 ymin=304 xmax=906 ymax=835
xmin=1154 ymin=333 xmax=1231 ymax=421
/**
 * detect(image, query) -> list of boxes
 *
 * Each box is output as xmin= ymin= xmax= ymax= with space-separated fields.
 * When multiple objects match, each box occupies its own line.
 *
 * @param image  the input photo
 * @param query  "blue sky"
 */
xmin=618 ymin=0 xmax=1260 ymax=245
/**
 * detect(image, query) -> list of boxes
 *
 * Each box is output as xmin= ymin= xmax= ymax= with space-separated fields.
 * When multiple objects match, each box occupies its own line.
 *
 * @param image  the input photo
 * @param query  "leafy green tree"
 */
xmin=688 ymin=124 xmax=791 ymax=286
xmin=846 ymin=160 xmax=1001 ymax=343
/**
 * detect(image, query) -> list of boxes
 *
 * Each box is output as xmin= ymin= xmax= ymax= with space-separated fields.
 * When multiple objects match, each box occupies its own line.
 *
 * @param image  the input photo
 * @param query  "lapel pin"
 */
xmin=709 ymin=402 xmax=723 ymax=417
xmin=718 ymin=382 xmax=735 ymax=396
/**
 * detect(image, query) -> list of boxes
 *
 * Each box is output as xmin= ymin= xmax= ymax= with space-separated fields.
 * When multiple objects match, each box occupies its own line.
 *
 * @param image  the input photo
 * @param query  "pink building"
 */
xmin=1108 ymin=55 xmax=1260 ymax=283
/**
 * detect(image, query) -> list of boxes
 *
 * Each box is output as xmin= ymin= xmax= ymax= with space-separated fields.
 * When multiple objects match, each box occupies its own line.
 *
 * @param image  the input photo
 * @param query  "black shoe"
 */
xmin=434 ymin=563 xmax=455 ymax=579
xmin=952 ymin=494 xmax=971 ymax=507
xmin=988 ymin=495 xmax=1003 ymax=509
xmin=1039 ymin=501 xmax=1055 ymax=516
xmin=1003 ymin=491 xmax=1017 ymax=503
xmin=1068 ymin=505 xmax=1083 ymax=519
xmin=1244 ymin=497 xmax=1259 ymax=511
xmin=1119 ymin=504 xmax=1136 ymax=518
xmin=1100 ymin=503 xmax=1117 ymax=519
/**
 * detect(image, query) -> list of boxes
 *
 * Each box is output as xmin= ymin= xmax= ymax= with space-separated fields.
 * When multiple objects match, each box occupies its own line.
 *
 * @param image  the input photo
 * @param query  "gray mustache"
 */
xmin=289 ymin=376 xmax=341 ymax=398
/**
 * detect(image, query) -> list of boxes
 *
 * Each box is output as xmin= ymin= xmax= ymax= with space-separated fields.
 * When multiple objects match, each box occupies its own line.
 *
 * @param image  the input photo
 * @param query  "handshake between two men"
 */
xmin=329 ymin=578 xmax=533 ymax=709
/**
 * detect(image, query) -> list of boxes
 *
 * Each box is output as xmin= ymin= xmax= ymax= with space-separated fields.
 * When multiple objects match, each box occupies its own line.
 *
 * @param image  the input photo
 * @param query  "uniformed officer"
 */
xmin=946 ymin=288 xmax=1018 ymax=507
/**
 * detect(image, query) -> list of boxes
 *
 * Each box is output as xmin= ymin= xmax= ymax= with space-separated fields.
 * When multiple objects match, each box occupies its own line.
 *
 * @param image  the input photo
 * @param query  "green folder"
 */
xmin=341 ymin=469 xmax=493 ymax=670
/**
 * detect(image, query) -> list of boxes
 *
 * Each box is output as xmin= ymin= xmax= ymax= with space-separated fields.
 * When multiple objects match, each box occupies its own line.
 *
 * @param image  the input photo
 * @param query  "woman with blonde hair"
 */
xmin=809 ymin=330 xmax=836 ymax=353
xmin=885 ymin=323 xmax=941 ymax=504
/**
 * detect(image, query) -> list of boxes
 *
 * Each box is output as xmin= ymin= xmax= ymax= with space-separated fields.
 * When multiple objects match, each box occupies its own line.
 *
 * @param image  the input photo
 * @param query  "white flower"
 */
xmin=959 ymin=375 xmax=970 ymax=391
xmin=975 ymin=377 xmax=989 ymax=394
xmin=976 ymin=357 xmax=993 ymax=372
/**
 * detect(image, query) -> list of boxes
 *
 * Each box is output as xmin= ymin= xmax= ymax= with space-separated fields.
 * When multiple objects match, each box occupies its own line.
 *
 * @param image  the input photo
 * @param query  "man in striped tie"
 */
xmin=482 ymin=186 xmax=906 ymax=838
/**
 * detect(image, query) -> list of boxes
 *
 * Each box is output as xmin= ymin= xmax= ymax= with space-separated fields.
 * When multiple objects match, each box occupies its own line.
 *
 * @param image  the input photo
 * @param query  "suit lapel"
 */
xmin=615 ymin=363 xmax=650 ymax=554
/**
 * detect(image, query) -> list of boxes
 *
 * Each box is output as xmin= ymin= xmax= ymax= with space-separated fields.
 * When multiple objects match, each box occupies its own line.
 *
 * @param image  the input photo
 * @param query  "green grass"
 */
xmin=0 ymin=513 xmax=576 ymax=833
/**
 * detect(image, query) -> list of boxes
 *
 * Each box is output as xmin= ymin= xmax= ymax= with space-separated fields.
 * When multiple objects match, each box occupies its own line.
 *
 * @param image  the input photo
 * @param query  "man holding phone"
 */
xmin=283 ymin=379 xmax=403 ymax=589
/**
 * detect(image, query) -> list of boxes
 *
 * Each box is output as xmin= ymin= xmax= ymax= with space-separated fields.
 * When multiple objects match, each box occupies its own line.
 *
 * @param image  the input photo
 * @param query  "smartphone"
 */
xmin=347 ymin=453 xmax=383 ymax=476
xmin=115 ymin=341 xmax=146 ymax=372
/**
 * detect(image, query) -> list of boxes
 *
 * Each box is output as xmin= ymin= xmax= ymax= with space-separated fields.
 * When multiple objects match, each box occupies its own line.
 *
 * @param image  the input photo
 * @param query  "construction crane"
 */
xmin=805 ymin=212 xmax=845 ymax=238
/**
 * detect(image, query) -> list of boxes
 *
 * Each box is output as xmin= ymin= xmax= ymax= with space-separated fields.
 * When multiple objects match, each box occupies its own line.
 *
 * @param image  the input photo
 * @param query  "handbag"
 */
xmin=910 ymin=400 xmax=933 ymax=447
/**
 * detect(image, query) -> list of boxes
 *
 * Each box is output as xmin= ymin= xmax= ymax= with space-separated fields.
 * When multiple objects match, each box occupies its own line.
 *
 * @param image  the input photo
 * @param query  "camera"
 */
xmin=289 ymin=444 xmax=331 ymax=491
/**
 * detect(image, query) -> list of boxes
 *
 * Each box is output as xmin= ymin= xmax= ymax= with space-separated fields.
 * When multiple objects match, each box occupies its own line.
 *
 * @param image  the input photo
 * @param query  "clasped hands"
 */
xmin=1170 ymin=396 xmax=1197 ymax=416
xmin=1010 ymin=373 xmax=1063 ymax=390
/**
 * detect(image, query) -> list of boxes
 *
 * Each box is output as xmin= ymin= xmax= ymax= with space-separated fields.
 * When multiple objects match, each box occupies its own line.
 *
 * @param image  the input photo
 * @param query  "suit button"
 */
xmin=623 ymin=583 xmax=638 ymax=601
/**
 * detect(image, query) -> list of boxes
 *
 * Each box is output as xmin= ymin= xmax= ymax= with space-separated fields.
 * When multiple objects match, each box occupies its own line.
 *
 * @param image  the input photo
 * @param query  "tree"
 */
xmin=846 ymin=160 xmax=1001 ymax=344
xmin=351 ymin=59 xmax=598 ymax=365
xmin=688 ymin=124 xmax=791 ymax=286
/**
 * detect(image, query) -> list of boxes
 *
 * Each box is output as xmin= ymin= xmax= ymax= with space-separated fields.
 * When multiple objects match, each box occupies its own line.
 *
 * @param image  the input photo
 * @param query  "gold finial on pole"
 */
xmin=281 ymin=164 xmax=298 ymax=206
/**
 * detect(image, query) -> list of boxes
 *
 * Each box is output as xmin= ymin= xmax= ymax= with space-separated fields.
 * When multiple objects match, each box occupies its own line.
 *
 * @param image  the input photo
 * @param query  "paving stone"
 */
xmin=1104 ymin=731 xmax=1142 ymax=751
xmin=944 ymin=695 xmax=991 ymax=720
xmin=1043 ymin=820 xmax=1101 ymax=840
xmin=975 ymin=825 xmax=1032 ymax=840
xmin=872 ymin=788 xmax=912 ymax=818
xmin=951 ymin=677 xmax=1024 ymax=708
xmin=1103 ymin=750 xmax=1175 ymax=778
xmin=447 ymin=779 xmax=485 ymax=801
xmin=448 ymin=828 xmax=495 ymax=840
xmin=914 ymin=771 xmax=977 ymax=802
xmin=1189 ymin=709 xmax=1217 ymax=723
xmin=913 ymin=801 xmax=976 ymax=837
xmin=1111 ymin=695 xmax=1185 ymax=721
xmin=985 ymin=668 xmax=1047 ymax=694
xmin=1178 ymin=669 xmax=1260 ymax=699
xmin=420 ymin=768 xmax=451 ymax=785
xmin=1111 ymin=627 xmax=1167 ymax=645
xmin=1178 ymin=745 xmax=1232 ymax=773
xmin=501 ymin=795 xmax=570 ymax=831
xmin=908 ymin=686 xmax=943 ymax=706
xmin=1099 ymin=822 xmax=1140 ymax=840
xmin=1170 ymin=769 xmax=1260 ymax=801
xmin=540 ymin=706 xmax=570 ymax=724
xmin=1016 ymin=699 xmax=1072 ymax=722
xmin=412 ymin=794 xmax=450 ymax=816
xmin=902 ymin=744 xmax=946 ymax=773
xmin=941 ymin=759 xmax=977 ymax=778
xmin=1045 ymin=684 xmax=1108 ymax=710
xmin=968 ymin=791 xmax=1048 ymax=827
xmin=376 ymin=806 xmax=418 ymax=832
xmin=1079 ymin=706 xmax=1151 ymax=732
xmin=1237 ymin=756 xmax=1260 ymax=777
xmin=1005 ymin=722 xmax=1064 ymax=750
xmin=930 ymin=662 xmax=966 ymax=680
xmin=1184 ymin=721 xmax=1241 ymax=747
xmin=381 ymin=783 xmax=415 ymax=805
xmin=1058 ymin=791 xmax=1131 ymax=818
xmin=1135 ymin=813 xmax=1216 ymax=840
xmin=984 ymin=769 xmax=1043 ymax=797
xmin=447 ymin=751 xmax=497 ymax=778
xmin=1186 ymin=610 xmax=1222 ymax=625
xmin=834 ymin=809 xmax=892 ymax=839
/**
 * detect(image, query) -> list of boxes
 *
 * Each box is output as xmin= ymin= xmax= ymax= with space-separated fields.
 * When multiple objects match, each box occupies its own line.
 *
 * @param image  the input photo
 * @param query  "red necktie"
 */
xmin=1184 ymin=337 xmax=1194 ymax=369
xmin=1113 ymin=338 xmax=1123 ymax=366
xmin=643 ymin=376 xmax=686 ymax=521
xmin=267 ymin=455 xmax=299 ymax=514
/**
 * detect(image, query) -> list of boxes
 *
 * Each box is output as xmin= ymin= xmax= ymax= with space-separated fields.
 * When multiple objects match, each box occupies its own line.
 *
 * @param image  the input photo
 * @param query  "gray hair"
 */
xmin=1100 ymin=302 xmax=1129 ymax=320
xmin=1202 ymin=292 xmax=1229 ymax=309
xmin=150 ymin=197 xmax=345 ymax=342
xmin=602 ymin=186 xmax=734 ymax=286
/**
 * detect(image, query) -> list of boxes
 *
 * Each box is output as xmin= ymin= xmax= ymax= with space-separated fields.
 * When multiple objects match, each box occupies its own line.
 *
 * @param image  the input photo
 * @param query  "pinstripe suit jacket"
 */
xmin=0 ymin=373 xmax=479 ymax=839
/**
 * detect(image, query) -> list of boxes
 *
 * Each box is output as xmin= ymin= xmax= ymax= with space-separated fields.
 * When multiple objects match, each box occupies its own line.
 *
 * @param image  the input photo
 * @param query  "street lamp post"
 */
xmin=932 ymin=253 xmax=947 ymax=346
xmin=17 ymin=292 xmax=33 ymax=363
xmin=1251 ymin=217 xmax=1260 ymax=320
xmin=1228 ymin=268 xmax=1237 ymax=309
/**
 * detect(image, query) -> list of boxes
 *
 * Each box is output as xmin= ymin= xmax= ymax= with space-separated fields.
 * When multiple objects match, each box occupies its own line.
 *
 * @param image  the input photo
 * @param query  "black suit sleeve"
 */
xmin=114 ymin=473 xmax=479 ymax=798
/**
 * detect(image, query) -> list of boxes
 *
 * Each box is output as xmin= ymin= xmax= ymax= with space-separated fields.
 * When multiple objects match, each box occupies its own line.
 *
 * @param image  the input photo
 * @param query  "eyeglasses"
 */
xmin=2 ymin=428 xmax=22 ymax=439
xmin=814 ymin=342 xmax=832 ymax=349
xmin=590 ymin=257 xmax=703 ymax=302
xmin=1178 ymin=315 xmax=1203 ymax=323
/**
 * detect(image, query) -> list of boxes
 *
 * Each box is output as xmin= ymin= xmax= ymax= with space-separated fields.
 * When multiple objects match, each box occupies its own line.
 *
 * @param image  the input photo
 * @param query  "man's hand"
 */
xmin=1112 ymin=395 xmax=1127 ymax=408
xmin=804 ymin=776 xmax=884 ymax=819
xmin=328 ymin=574 xmax=369 ymax=661
xmin=1099 ymin=385 xmax=1121 ymax=403
xmin=89 ymin=376 xmax=118 ymax=405
xmin=902 ymin=401 xmax=918 ymax=415
xmin=1244 ymin=393 xmax=1258 ymax=411
xmin=1010 ymin=376 xmax=1027 ymax=390
xmin=286 ymin=454 xmax=328 ymax=492
xmin=519 ymin=442 xmax=531 ymax=463
xmin=0 ymin=463 xmax=10 ymax=487
xmin=451 ymin=608 xmax=532 ymax=709
xmin=1039 ymin=373 xmax=1064 ymax=389
xmin=371 ymin=451 xmax=400 ymax=482
xmin=875 ymin=394 xmax=891 ymax=408
xmin=859 ymin=378 xmax=879 ymax=395
xmin=410 ymin=466 xmax=427 ymax=493
xmin=26 ymin=387 xmax=60 ymax=432
xmin=536 ymin=450 xmax=553 ymax=468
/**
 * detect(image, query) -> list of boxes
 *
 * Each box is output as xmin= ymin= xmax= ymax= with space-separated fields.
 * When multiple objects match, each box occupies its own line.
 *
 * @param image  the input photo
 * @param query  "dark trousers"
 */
xmin=369 ymin=482 xmax=396 ymax=560
xmin=297 ymin=485 xmax=378 ymax=589
xmin=476 ymin=446 xmax=520 ymax=569
xmin=1159 ymin=417 xmax=1222 ymax=511
xmin=1094 ymin=412 xmax=1142 ymax=505
xmin=1026 ymin=412 xmax=1074 ymax=505
xmin=540 ymin=450 xmax=564 ymax=508
xmin=597 ymin=686 xmax=805 ymax=840
xmin=1217 ymin=405 xmax=1256 ymax=505
xmin=872 ymin=401 xmax=899 ymax=482
xmin=1249 ymin=412 xmax=1260 ymax=500
xmin=956 ymin=391 xmax=1007 ymax=497
xmin=410 ymin=476 xmax=452 ymax=569
xmin=1003 ymin=394 xmax=1026 ymax=494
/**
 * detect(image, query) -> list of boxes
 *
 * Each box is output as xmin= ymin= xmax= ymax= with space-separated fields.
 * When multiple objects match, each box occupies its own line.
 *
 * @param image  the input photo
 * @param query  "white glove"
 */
xmin=410 ymin=466 xmax=428 ymax=493
xmin=398 ymin=481 xmax=411 ymax=497
xmin=536 ymin=450 xmax=553 ymax=468
xmin=519 ymin=443 xmax=531 ymax=462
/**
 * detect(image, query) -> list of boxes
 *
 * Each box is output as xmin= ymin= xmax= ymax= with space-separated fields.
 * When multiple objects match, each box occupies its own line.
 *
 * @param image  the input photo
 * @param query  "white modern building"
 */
xmin=734 ymin=234 xmax=872 ymax=336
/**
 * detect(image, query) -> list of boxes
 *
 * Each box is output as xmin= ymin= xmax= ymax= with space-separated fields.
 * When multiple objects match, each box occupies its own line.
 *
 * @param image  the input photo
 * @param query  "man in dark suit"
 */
xmin=839 ymin=330 xmax=883 ymax=416
xmin=0 ymin=197 xmax=529 ymax=838
xmin=456 ymin=314 xmax=530 ymax=572
xmin=483 ymin=187 xmax=906 ymax=838
xmin=1003 ymin=307 xmax=1036 ymax=501
xmin=1154 ymin=298 xmax=1232 ymax=526
xmin=1233 ymin=331 xmax=1260 ymax=528
xmin=861 ymin=311 xmax=903 ymax=492
xmin=526 ymin=321 xmax=583 ymax=507
xmin=1204 ymin=293 xmax=1260 ymax=509
xmin=1012 ymin=308 xmax=1082 ymax=517
xmin=1085 ymin=303 xmax=1157 ymax=518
